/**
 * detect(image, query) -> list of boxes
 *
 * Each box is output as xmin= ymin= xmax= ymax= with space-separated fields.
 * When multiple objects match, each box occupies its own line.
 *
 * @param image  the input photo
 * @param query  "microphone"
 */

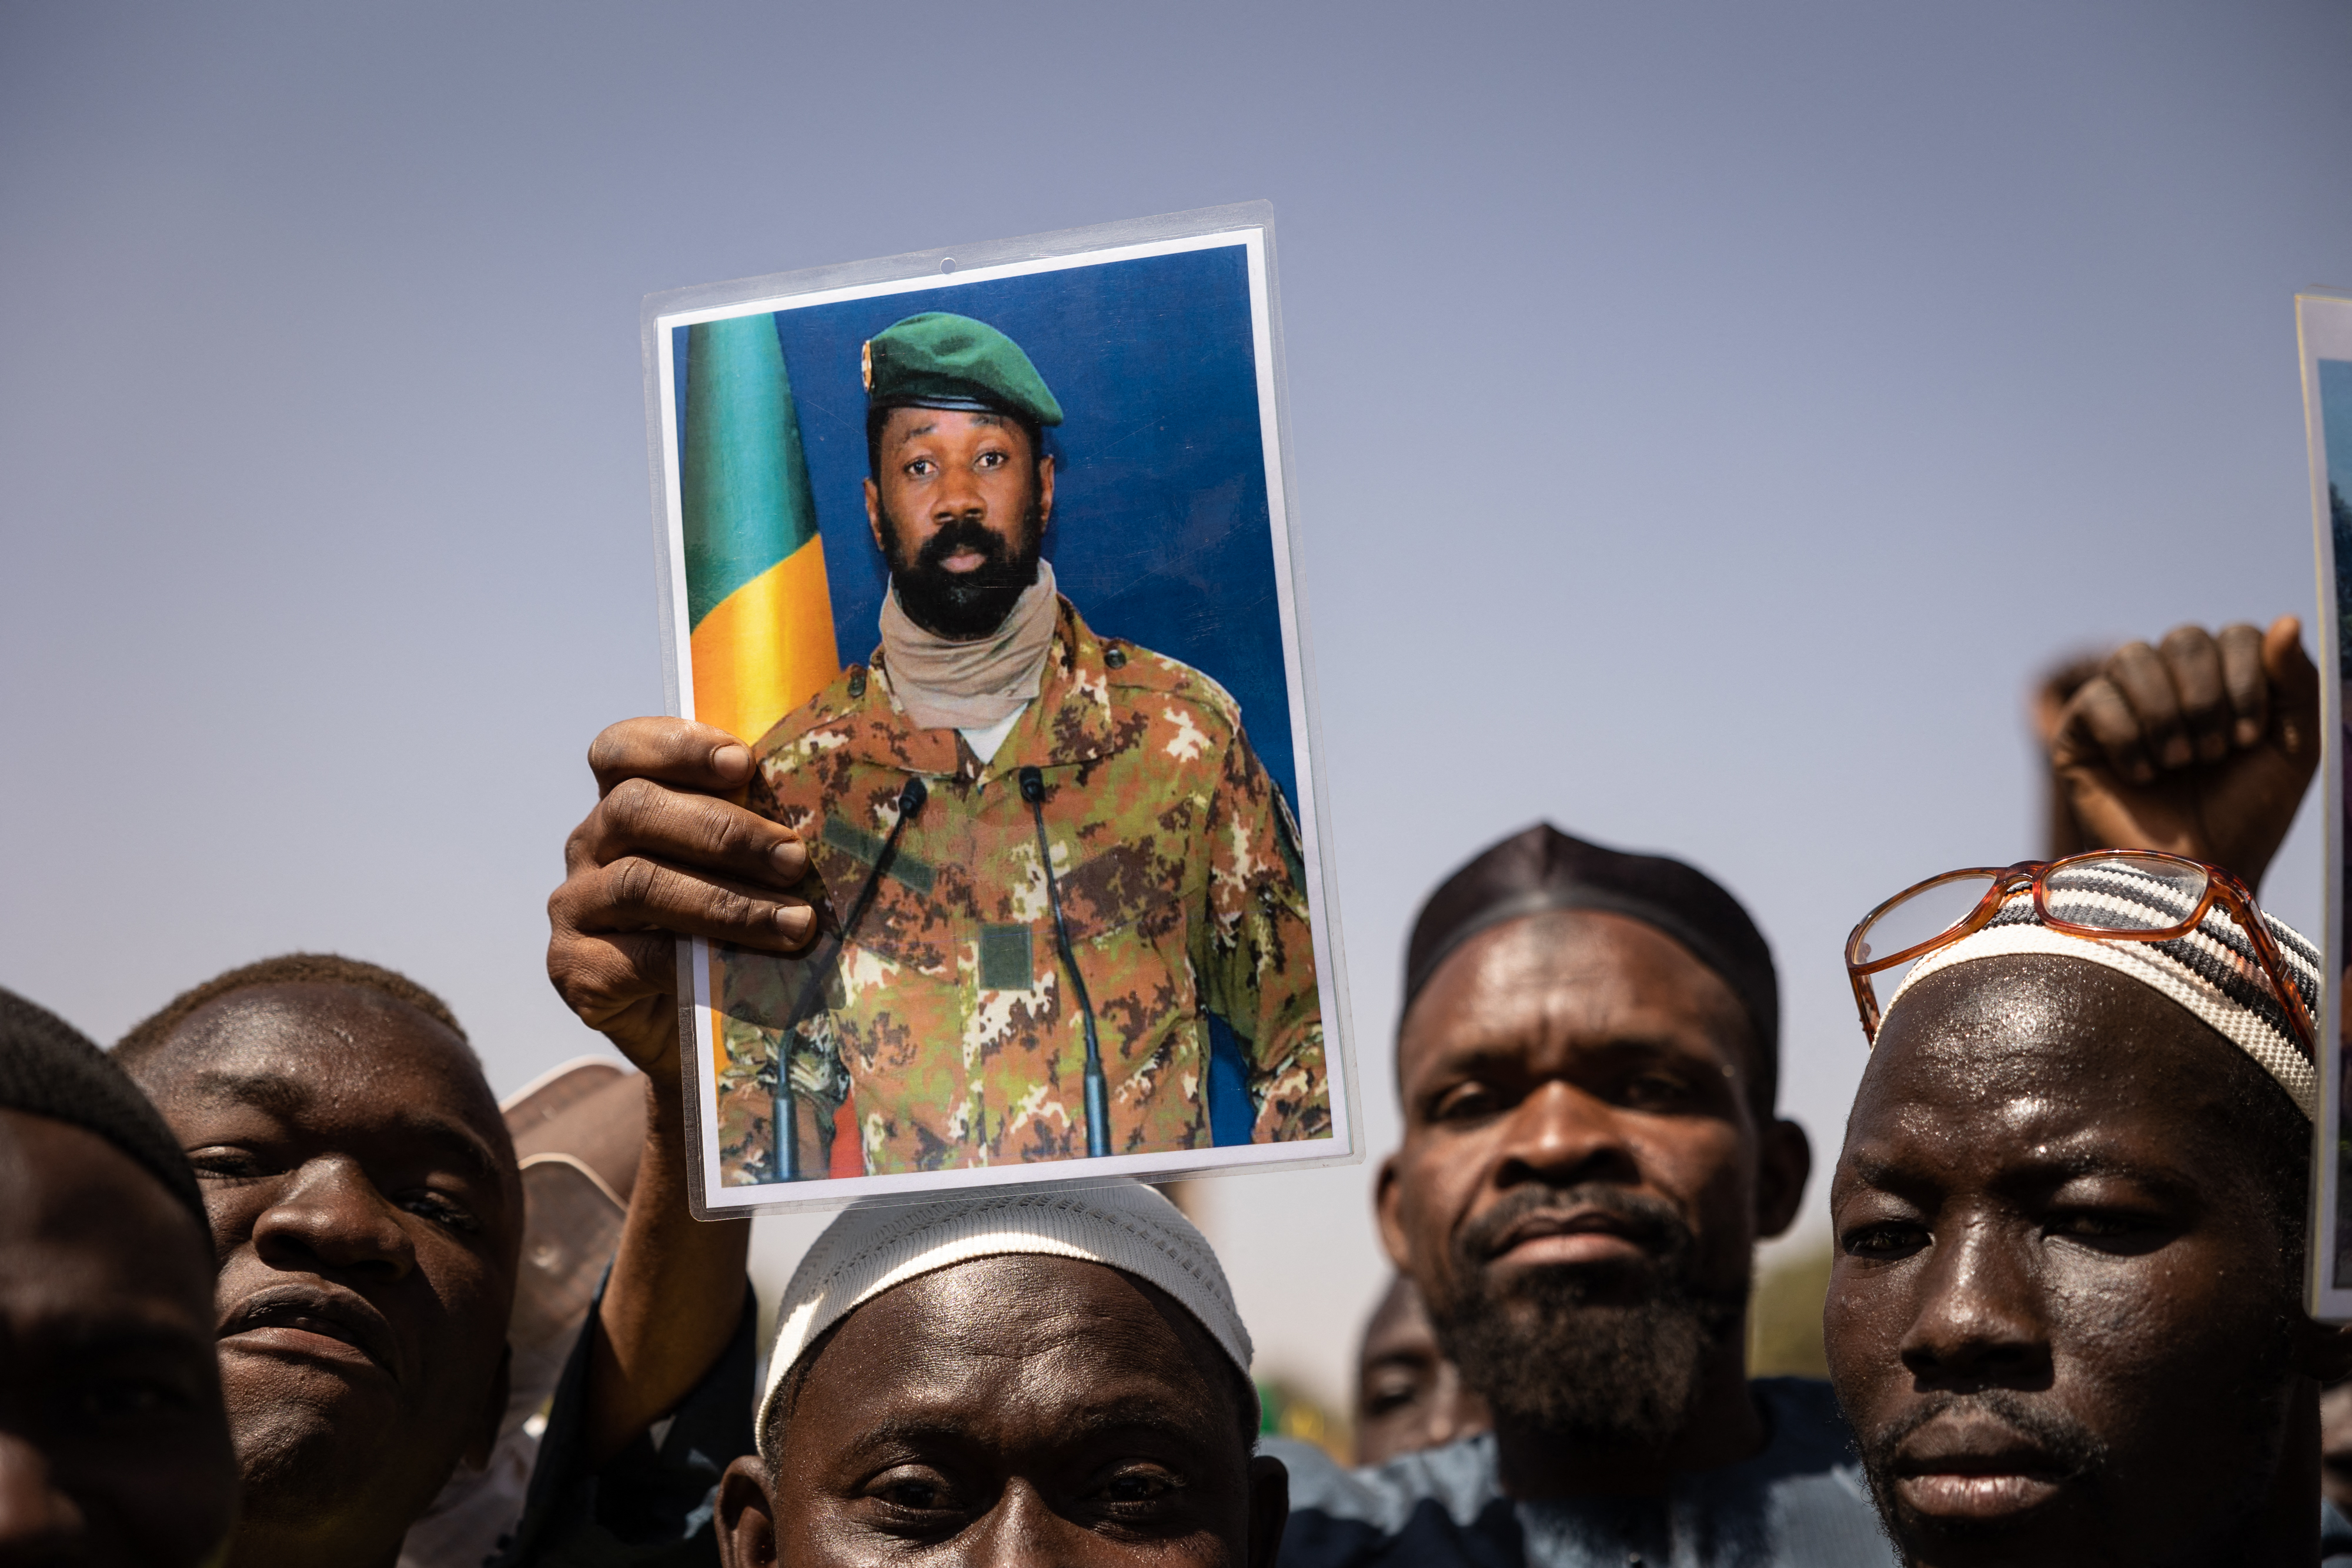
xmin=770 ymin=772 xmax=928 ymax=1182
xmin=1020 ymin=767 xmax=1111 ymax=1158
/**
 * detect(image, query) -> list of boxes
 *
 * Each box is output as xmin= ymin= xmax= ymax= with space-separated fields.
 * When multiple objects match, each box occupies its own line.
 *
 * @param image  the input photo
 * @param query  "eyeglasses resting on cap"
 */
xmin=1842 ymin=849 xmax=2316 ymax=1052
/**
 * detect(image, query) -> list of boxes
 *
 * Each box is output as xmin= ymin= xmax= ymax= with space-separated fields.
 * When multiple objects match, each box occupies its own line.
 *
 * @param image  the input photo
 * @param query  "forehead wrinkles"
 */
xmin=1869 ymin=958 xmax=2211 ymax=1108
xmin=1401 ymin=912 xmax=1743 ymax=1082
xmin=921 ymin=1265 xmax=1199 ymax=1363
xmin=144 ymin=994 xmax=520 ymax=1232
xmin=886 ymin=409 xmax=1017 ymax=446
xmin=154 ymin=989 xmax=496 ymax=1120
xmin=1845 ymin=963 xmax=2245 ymax=1190
xmin=1850 ymin=1028 xmax=2110 ymax=1169
xmin=1862 ymin=1031 xmax=2083 ymax=1126
xmin=830 ymin=1261 xmax=1225 ymax=1419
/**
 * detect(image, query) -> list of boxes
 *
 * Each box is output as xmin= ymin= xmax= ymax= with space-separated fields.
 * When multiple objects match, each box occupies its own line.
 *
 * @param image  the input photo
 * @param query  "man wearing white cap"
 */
xmin=1829 ymin=851 xmax=2346 ymax=1566
xmin=714 ymin=1181 xmax=1289 ymax=1567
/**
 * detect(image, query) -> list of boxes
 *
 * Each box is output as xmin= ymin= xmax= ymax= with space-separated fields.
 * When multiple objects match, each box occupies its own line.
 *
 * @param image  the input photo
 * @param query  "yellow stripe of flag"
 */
xmin=689 ymin=534 xmax=839 ymax=747
xmin=681 ymin=314 xmax=839 ymax=744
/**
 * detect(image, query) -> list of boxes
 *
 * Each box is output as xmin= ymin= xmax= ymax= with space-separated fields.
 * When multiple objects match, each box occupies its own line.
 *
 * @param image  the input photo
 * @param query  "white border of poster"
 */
xmin=639 ymin=203 xmax=1362 ymax=1216
xmin=2299 ymin=287 xmax=2352 ymax=1322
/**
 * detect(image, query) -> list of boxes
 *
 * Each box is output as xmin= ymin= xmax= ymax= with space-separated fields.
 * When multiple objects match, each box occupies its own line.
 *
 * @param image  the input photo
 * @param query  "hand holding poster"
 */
xmin=642 ymin=205 xmax=1358 ymax=1213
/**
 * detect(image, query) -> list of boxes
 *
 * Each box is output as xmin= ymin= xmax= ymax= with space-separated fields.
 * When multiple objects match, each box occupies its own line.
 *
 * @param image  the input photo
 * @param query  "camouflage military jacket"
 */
xmin=711 ymin=596 xmax=1328 ymax=1181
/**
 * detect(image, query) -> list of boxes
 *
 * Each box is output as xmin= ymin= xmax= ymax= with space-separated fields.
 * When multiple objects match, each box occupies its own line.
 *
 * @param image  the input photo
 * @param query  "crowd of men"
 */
xmin=4 ymin=607 xmax=2343 ymax=1568
xmin=4 ymin=306 xmax=2344 ymax=1567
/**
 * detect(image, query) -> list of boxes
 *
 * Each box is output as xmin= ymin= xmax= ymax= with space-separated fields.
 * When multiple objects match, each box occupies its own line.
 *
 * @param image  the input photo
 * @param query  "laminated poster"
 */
xmin=2301 ymin=288 xmax=2352 ymax=1318
xmin=641 ymin=203 xmax=1360 ymax=1215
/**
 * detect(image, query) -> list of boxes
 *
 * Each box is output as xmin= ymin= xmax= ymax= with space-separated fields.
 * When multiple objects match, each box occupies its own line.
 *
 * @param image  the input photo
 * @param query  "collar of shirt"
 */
xmin=842 ymin=596 xmax=1121 ymax=784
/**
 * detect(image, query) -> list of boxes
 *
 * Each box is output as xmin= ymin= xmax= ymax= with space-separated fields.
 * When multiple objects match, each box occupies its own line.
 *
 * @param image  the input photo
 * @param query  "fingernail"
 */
xmin=777 ymin=906 xmax=814 ymax=940
xmin=770 ymin=840 xmax=807 ymax=878
xmin=2236 ymin=719 xmax=2262 ymax=746
xmin=712 ymin=744 xmax=751 ymax=780
xmin=2161 ymin=738 xmax=2192 ymax=769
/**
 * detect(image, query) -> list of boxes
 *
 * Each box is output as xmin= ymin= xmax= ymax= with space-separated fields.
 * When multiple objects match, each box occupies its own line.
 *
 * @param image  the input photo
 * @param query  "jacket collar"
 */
xmin=831 ymin=596 xmax=1120 ymax=779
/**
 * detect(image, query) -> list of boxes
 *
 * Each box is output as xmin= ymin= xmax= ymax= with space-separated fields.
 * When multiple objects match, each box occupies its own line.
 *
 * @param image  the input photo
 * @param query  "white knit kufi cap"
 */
xmin=1882 ymin=862 xmax=2323 ymax=1117
xmin=755 ymin=1180 xmax=1252 ymax=1460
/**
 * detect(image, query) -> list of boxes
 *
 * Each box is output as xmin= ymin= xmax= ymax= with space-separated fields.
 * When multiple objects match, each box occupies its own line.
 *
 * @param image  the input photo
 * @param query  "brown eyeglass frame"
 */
xmin=1843 ymin=849 xmax=2315 ymax=1051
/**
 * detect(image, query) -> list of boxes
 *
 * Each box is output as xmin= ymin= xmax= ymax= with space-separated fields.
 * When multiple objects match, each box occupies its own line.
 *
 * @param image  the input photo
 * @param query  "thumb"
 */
xmin=2263 ymin=614 xmax=2320 ymax=723
xmin=2260 ymin=614 xmax=2322 ymax=780
xmin=2262 ymin=614 xmax=2314 ymax=688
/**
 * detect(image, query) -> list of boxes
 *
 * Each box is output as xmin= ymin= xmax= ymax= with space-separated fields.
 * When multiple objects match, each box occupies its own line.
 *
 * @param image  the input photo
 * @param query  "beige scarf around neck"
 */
xmin=877 ymin=559 xmax=1060 ymax=731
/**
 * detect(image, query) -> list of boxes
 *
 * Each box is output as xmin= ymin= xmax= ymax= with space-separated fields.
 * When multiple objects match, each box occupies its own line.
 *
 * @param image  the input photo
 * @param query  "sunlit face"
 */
xmin=1828 ymin=956 xmax=2308 ymax=1568
xmin=717 ymin=1255 xmax=1287 ymax=1568
xmin=132 ymin=984 xmax=520 ymax=1562
xmin=0 ymin=1109 xmax=236 ymax=1567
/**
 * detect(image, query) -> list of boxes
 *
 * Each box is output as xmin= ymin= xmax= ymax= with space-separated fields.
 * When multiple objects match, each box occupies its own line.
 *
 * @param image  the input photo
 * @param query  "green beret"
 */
xmin=862 ymin=312 xmax=1064 ymax=427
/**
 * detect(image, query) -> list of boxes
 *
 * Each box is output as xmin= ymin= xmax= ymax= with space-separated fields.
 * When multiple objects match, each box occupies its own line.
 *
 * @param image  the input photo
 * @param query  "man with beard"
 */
xmin=1269 ymin=824 xmax=1892 ymax=1567
xmin=1828 ymin=854 xmax=2345 ymax=1567
xmin=612 ymin=309 xmax=1325 ymax=1178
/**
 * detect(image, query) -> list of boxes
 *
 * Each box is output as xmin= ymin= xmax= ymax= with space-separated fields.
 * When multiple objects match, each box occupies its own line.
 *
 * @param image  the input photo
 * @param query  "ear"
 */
xmin=1246 ymin=1453 xmax=1289 ymax=1568
xmin=464 ymin=1341 xmax=513 ymax=1470
xmin=864 ymin=477 xmax=884 ymax=553
xmin=1035 ymin=452 xmax=1055 ymax=526
xmin=715 ymin=1454 xmax=780 ymax=1568
xmin=1752 ymin=1118 xmax=1812 ymax=1241
xmin=2293 ymin=1313 xmax=2352 ymax=1385
xmin=1374 ymin=1152 xmax=1413 ymax=1273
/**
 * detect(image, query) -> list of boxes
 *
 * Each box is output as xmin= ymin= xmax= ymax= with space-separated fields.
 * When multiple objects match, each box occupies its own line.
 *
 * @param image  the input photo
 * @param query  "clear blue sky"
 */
xmin=5 ymin=0 xmax=2347 ymax=1407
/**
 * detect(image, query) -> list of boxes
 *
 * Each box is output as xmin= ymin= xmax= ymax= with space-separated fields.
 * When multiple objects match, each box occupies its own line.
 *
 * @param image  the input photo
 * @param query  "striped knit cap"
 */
xmin=756 ymin=1181 xmax=1251 ymax=1460
xmin=1883 ymin=861 xmax=2322 ymax=1117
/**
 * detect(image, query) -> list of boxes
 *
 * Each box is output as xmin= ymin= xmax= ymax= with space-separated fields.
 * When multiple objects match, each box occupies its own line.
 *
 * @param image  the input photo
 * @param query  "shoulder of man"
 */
xmin=1088 ymin=629 xmax=1244 ymax=735
xmin=1743 ymin=1376 xmax=1867 ymax=1476
xmin=491 ymin=1280 xmax=759 ymax=1567
xmin=1266 ymin=1434 xmax=1520 ymax=1568
xmin=2323 ymin=1497 xmax=2352 ymax=1566
xmin=1707 ymin=1378 xmax=1894 ymax=1567
xmin=749 ymin=663 xmax=875 ymax=760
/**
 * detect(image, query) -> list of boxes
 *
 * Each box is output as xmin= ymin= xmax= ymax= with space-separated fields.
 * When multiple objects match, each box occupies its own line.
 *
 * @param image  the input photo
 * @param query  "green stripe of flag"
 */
xmin=681 ymin=314 xmax=821 ymax=629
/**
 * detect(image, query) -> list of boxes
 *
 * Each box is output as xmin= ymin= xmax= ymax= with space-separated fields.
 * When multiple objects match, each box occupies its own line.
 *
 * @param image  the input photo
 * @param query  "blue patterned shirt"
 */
xmin=1267 ymin=1378 xmax=1894 ymax=1568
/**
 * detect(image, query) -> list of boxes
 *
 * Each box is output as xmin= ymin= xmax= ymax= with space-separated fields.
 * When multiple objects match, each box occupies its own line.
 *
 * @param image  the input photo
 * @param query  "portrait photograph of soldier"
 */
xmin=649 ymin=217 xmax=1347 ymax=1206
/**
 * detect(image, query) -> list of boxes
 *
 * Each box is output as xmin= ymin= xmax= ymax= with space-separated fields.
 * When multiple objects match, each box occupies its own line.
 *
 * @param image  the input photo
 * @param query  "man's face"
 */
xmin=1377 ymin=911 xmax=1805 ymax=1448
xmin=0 ymin=1108 xmax=236 ymax=1567
xmin=864 ymin=407 xmax=1054 ymax=641
xmin=1827 ymin=957 xmax=2311 ymax=1568
xmin=717 ymin=1255 xmax=1286 ymax=1568
xmin=130 ymin=984 xmax=521 ymax=1559
xmin=1355 ymin=1274 xmax=1490 ymax=1466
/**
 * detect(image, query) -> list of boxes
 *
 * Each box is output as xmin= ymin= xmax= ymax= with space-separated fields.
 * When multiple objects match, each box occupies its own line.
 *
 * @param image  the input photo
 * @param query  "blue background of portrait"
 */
xmin=2326 ymin=359 xmax=2352 ymax=680
xmin=674 ymin=243 xmax=1298 ymax=1144
xmin=671 ymin=242 xmax=1298 ymax=813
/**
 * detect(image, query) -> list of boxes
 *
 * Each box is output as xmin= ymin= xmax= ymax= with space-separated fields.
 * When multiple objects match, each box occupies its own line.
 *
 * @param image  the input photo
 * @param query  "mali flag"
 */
xmin=681 ymin=315 xmax=838 ymax=745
